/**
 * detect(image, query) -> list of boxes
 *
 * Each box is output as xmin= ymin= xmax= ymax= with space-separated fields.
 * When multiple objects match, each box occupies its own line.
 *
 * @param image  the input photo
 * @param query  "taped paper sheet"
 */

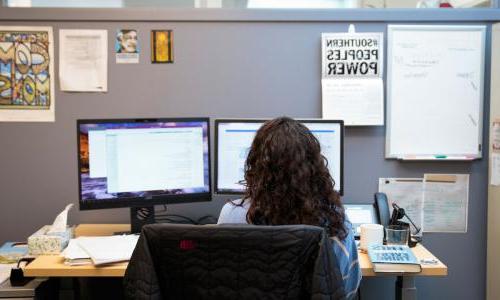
xmin=491 ymin=119 xmax=500 ymax=185
xmin=322 ymin=78 xmax=384 ymax=126
xmin=378 ymin=178 xmax=423 ymax=236
xmin=0 ymin=264 xmax=15 ymax=284
xmin=59 ymin=29 xmax=108 ymax=92
xmin=491 ymin=153 xmax=500 ymax=186
xmin=423 ymin=174 xmax=469 ymax=233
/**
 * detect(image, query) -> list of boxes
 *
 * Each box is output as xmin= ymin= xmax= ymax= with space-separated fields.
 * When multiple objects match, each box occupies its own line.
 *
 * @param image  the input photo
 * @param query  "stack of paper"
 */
xmin=63 ymin=235 xmax=139 ymax=266
xmin=62 ymin=239 xmax=92 ymax=266
xmin=0 ymin=263 xmax=15 ymax=284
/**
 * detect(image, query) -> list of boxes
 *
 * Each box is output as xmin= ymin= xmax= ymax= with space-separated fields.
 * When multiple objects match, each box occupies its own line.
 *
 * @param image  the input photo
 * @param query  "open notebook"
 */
xmin=64 ymin=235 xmax=139 ymax=266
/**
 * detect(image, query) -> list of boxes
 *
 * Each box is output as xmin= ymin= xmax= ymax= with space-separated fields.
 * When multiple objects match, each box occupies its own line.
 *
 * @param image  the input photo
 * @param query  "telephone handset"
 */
xmin=373 ymin=192 xmax=421 ymax=247
xmin=374 ymin=192 xmax=391 ymax=227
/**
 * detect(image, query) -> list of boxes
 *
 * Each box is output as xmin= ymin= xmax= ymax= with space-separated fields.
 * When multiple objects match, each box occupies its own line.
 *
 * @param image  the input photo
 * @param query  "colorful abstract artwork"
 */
xmin=0 ymin=26 xmax=54 ymax=121
xmin=151 ymin=30 xmax=173 ymax=63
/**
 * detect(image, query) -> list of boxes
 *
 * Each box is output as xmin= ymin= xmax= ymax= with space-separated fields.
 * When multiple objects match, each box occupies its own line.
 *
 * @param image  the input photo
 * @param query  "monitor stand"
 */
xmin=130 ymin=206 xmax=155 ymax=234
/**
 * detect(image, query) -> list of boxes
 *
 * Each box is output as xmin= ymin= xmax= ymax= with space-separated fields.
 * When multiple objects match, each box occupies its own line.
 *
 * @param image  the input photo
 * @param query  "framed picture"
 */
xmin=0 ymin=26 xmax=55 ymax=122
xmin=151 ymin=30 xmax=173 ymax=63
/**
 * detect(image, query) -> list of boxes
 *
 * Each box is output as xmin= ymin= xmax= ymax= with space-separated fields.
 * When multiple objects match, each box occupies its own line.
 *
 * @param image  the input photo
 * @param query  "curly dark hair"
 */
xmin=243 ymin=116 xmax=347 ymax=240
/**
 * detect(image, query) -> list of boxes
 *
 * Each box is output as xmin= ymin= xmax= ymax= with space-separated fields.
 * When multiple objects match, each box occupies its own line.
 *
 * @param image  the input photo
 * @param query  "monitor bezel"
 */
xmin=214 ymin=118 xmax=344 ymax=196
xmin=77 ymin=117 xmax=212 ymax=210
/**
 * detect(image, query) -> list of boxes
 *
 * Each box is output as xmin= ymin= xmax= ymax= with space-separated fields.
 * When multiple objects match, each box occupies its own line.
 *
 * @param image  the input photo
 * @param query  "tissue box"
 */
xmin=28 ymin=225 xmax=73 ymax=255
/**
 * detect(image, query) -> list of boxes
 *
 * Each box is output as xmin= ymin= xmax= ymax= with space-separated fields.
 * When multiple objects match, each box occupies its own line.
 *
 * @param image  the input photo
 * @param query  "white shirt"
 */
xmin=217 ymin=200 xmax=251 ymax=224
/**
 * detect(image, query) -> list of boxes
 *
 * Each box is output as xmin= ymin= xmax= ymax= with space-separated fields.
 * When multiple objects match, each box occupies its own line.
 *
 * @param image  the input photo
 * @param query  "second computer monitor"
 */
xmin=78 ymin=118 xmax=211 ymax=210
xmin=215 ymin=119 xmax=344 ymax=195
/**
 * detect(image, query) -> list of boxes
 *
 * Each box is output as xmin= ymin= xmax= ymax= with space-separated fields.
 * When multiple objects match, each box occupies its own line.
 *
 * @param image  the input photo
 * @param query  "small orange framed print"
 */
xmin=151 ymin=30 xmax=173 ymax=63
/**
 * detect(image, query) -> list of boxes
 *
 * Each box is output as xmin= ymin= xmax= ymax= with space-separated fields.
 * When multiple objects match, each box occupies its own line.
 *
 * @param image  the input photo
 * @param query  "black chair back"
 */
xmin=124 ymin=224 xmax=345 ymax=300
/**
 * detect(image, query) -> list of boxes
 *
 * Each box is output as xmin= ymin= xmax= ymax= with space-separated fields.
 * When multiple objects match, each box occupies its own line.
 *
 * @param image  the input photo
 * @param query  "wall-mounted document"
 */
xmin=59 ymin=30 xmax=108 ymax=92
xmin=379 ymin=174 xmax=469 ymax=233
xmin=386 ymin=25 xmax=486 ymax=160
xmin=321 ymin=31 xmax=384 ymax=126
xmin=491 ymin=153 xmax=500 ymax=186
xmin=0 ymin=26 xmax=55 ymax=122
xmin=423 ymin=174 xmax=469 ymax=233
xmin=491 ymin=119 xmax=500 ymax=186
xmin=378 ymin=178 xmax=423 ymax=236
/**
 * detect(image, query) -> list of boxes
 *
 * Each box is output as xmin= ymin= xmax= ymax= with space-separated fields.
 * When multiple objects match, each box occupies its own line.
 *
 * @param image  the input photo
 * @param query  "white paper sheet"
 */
xmin=491 ymin=119 xmax=500 ymax=186
xmin=491 ymin=153 xmax=500 ymax=186
xmin=322 ymin=78 xmax=384 ymax=126
xmin=77 ymin=235 xmax=139 ymax=265
xmin=0 ymin=263 xmax=15 ymax=284
xmin=423 ymin=174 xmax=469 ymax=233
xmin=378 ymin=178 xmax=424 ymax=235
xmin=63 ymin=239 xmax=90 ymax=260
xmin=59 ymin=29 xmax=108 ymax=92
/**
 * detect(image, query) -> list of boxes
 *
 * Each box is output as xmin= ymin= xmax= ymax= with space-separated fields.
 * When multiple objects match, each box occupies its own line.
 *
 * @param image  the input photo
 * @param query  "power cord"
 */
xmin=197 ymin=215 xmax=218 ymax=225
xmin=155 ymin=214 xmax=197 ymax=224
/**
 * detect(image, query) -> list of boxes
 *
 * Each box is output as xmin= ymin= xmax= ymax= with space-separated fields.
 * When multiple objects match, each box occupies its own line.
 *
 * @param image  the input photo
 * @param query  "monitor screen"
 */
xmin=78 ymin=118 xmax=211 ymax=210
xmin=344 ymin=204 xmax=378 ymax=238
xmin=215 ymin=119 xmax=343 ymax=195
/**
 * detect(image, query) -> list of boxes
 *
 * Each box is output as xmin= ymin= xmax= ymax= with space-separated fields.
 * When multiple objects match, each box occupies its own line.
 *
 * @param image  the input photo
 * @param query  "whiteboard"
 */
xmin=386 ymin=25 xmax=486 ymax=160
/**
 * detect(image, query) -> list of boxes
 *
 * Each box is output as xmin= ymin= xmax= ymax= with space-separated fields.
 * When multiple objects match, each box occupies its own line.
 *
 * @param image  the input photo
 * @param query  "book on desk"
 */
xmin=367 ymin=244 xmax=422 ymax=273
xmin=0 ymin=242 xmax=28 ymax=264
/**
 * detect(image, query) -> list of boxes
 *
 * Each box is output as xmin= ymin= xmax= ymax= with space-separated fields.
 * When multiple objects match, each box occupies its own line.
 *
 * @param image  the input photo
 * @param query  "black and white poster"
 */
xmin=321 ymin=31 xmax=384 ymax=126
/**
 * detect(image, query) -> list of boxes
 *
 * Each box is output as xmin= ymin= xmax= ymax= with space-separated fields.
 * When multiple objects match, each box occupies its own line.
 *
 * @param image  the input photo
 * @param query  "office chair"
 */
xmin=124 ymin=224 xmax=346 ymax=300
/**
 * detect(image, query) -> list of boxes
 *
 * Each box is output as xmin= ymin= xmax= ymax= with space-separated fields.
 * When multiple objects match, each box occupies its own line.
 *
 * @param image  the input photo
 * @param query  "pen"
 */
xmin=434 ymin=155 xmax=447 ymax=159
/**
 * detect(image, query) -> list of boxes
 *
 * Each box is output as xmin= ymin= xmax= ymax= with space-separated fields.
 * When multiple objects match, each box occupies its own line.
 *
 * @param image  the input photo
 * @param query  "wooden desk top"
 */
xmin=24 ymin=224 xmax=448 ymax=278
xmin=359 ymin=243 xmax=447 ymax=277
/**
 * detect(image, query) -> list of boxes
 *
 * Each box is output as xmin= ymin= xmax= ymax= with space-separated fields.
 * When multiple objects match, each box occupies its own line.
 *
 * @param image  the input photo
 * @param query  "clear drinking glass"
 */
xmin=385 ymin=225 xmax=410 ymax=245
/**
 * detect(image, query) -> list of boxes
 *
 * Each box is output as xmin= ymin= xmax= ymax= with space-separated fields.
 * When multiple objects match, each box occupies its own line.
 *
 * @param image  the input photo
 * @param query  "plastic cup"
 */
xmin=385 ymin=225 xmax=409 ymax=245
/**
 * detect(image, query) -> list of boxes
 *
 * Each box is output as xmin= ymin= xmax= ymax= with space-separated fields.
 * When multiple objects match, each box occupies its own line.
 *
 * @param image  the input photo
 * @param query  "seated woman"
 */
xmin=217 ymin=116 xmax=361 ymax=299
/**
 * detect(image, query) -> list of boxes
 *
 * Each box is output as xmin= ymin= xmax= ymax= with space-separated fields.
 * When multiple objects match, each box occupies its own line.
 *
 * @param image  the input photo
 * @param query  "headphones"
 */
xmin=390 ymin=203 xmax=421 ymax=235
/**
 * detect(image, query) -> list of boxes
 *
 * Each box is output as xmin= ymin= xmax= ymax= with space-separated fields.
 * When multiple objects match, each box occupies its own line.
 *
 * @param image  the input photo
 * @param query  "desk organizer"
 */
xmin=28 ymin=226 xmax=73 ymax=255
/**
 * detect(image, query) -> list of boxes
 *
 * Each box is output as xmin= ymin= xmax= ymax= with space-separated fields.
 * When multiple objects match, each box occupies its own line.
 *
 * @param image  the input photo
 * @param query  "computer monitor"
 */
xmin=215 ymin=119 xmax=343 ymax=195
xmin=77 ymin=118 xmax=211 ymax=232
xmin=344 ymin=204 xmax=379 ymax=239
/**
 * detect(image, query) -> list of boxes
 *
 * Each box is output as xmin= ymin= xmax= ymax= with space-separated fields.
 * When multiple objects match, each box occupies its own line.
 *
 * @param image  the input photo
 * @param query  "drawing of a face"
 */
xmin=118 ymin=30 xmax=138 ymax=53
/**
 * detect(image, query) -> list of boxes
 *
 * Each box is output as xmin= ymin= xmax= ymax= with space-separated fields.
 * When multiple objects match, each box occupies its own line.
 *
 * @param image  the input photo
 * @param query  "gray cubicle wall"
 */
xmin=0 ymin=8 xmax=494 ymax=300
